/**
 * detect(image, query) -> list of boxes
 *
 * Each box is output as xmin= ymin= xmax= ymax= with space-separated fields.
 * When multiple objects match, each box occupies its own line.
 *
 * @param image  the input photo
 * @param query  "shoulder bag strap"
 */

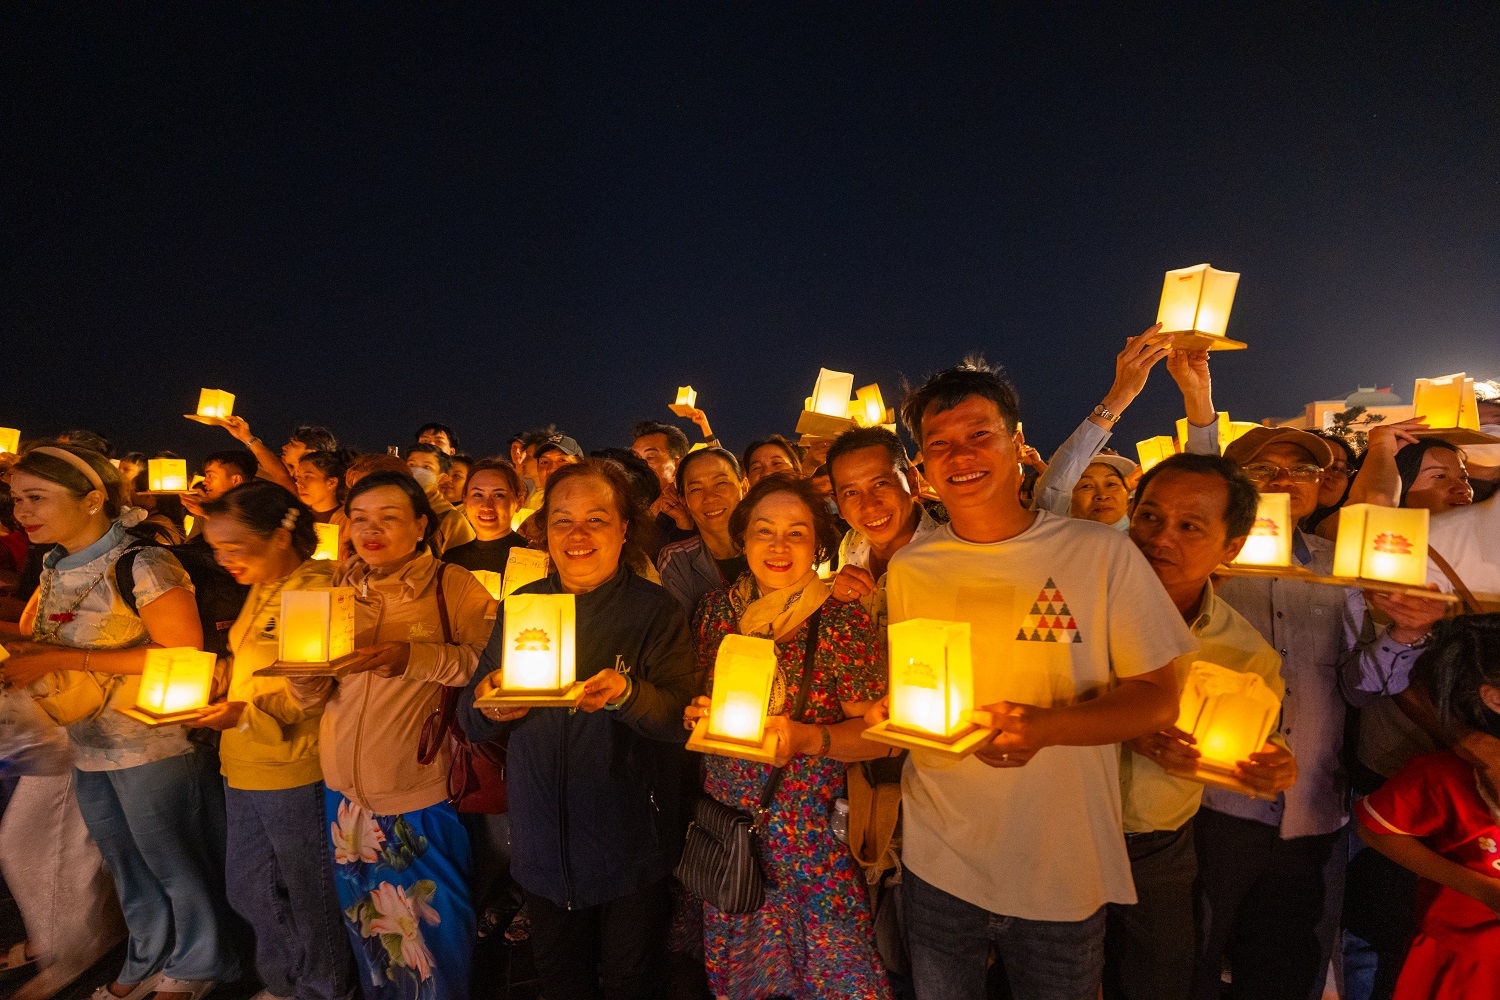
xmin=756 ymin=606 xmax=824 ymax=815
xmin=1428 ymin=545 xmax=1483 ymax=616
xmin=418 ymin=564 xmax=459 ymax=766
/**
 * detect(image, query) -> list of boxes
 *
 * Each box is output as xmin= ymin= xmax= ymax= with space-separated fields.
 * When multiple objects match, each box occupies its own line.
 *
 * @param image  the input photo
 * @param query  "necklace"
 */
xmin=33 ymin=567 xmax=110 ymax=643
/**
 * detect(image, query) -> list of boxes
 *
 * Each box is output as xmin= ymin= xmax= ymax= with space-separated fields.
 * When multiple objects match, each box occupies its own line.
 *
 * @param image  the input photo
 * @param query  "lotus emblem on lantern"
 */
xmin=1372 ymin=532 xmax=1412 ymax=555
xmin=514 ymin=628 xmax=551 ymax=652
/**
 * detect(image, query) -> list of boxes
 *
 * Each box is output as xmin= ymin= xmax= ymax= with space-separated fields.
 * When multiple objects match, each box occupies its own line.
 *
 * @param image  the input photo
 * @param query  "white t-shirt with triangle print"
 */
xmin=887 ymin=510 xmax=1198 ymax=922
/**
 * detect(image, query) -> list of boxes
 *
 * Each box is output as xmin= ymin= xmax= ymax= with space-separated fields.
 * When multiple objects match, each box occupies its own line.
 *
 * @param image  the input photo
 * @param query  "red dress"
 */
xmin=1357 ymin=751 xmax=1500 ymax=1000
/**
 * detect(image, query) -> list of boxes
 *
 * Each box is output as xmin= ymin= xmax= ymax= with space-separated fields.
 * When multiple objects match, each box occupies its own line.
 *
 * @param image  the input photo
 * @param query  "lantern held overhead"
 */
xmin=669 ymin=386 xmax=698 ymax=417
xmin=117 ymin=647 xmax=217 ymax=726
xmin=144 ymin=458 xmax=189 ymax=494
xmin=863 ymin=619 xmax=991 ymax=757
xmin=0 ymin=428 xmax=19 ymax=455
xmin=796 ymin=368 xmax=858 ymax=437
xmin=1161 ymin=660 xmax=1280 ymax=800
xmin=185 ymin=388 xmax=236 ymax=424
xmin=1411 ymin=373 xmax=1498 ymax=445
xmin=1136 ymin=436 xmax=1176 ymax=473
xmin=686 ymin=634 xmax=780 ymax=763
xmin=1156 ymin=264 xmax=1245 ymax=351
xmin=475 ymin=593 xmax=586 ymax=707
xmin=853 ymin=384 xmax=891 ymax=429
xmin=256 ymin=588 xmax=360 ymax=676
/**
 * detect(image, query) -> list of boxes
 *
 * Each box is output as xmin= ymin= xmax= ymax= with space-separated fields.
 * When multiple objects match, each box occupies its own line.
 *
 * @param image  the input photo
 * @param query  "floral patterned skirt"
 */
xmin=325 ymin=789 xmax=473 ymax=1000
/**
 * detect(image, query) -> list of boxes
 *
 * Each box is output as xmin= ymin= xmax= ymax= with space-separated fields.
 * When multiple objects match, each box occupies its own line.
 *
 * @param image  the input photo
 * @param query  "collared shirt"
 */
xmin=1121 ymin=581 xmax=1284 ymax=834
xmin=837 ymin=503 xmax=942 ymax=638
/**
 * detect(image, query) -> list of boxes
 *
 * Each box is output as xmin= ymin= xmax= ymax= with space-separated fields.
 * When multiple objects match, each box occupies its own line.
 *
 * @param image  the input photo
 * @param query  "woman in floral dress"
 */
xmin=683 ymin=474 xmax=893 ymax=1000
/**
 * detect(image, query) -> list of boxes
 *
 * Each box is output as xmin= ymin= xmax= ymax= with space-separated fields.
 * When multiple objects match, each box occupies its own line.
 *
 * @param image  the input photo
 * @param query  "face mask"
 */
xmin=410 ymin=467 xmax=438 ymax=489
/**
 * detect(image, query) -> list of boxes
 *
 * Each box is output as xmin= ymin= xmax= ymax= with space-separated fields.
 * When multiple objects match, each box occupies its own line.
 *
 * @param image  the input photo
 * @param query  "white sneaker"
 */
xmin=89 ymin=974 xmax=163 ymax=1000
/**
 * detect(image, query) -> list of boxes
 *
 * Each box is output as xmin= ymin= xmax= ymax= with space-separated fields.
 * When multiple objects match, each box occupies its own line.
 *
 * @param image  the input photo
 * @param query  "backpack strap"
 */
xmin=1428 ymin=545 xmax=1484 ymax=616
xmin=112 ymin=540 xmax=158 ymax=616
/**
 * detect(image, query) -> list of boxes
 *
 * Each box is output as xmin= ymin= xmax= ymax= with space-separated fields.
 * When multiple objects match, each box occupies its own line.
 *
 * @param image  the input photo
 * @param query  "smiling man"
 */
xmin=874 ymin=359 xmax=1197 ymax=1000
xmin=1104 ymin=453 xmax=1294 ymax=1000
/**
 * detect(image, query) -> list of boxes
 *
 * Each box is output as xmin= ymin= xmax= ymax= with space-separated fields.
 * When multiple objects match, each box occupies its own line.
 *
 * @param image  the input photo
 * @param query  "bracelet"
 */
xmin=1092 ymin=403 xmax=1121 ymax=425
xmin=604 ymin=674 xmax=632 ymax=711
xmin=818 ymin=725 xmax=831 ymax=756
xmin=82 ymin=650 xmax=91 ymax=672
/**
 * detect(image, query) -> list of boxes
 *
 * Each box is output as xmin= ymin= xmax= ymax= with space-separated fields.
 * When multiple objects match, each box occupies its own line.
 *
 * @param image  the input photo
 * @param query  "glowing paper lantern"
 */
xmin=147 ymin=458 xmax=189 ymax=493
xmin=1333 ymin=504 xmax=1430 ymax=587
xmin=118 ymin=647 xmax=217 ymax=725
xmin=1232 ymin=492 xmax=1292 ymax=568
xmin=1412 ymin=373 xmax=1480 ymax=431
xmin=0 ymin=428 xmax=19 ymax=455
xmin=260 ymin=588 xmax=358 ymax=674
xmin=501 ymin=546 xmax=550 ymax=599
xmin=1156 ymin=264 xmax=1245 ymax=350
xmin=511 ymin=507 xmax=536 ymax=532
xmin=1174 ymin=660 xmax=1279 ymax=774
xmin=187 ymin=388 xmax=235 ymax=422
xmin=471 ymin=570 xmax=504 ymax=601
xmin=797 ymin=368 xmax=858 ymax=437
xmin=311 ymin=522 xmax=340 ymax=561
xmin=853 ymin=384 xmax=889 ymax=429
xmin=1136 ymin=436 xmax=1176 ymax=473
xmin=474 ymin=594 xmax=585 ymax=707
xmin=669 ymin=386 xmax=698 ymax=417
xmin=886 ymin=619 xmax=975 ymax=738
xmin=1224 ymin=421 xmax=1261 ymax=451
xmin=686 ymin=635 xmax=780 ymax=762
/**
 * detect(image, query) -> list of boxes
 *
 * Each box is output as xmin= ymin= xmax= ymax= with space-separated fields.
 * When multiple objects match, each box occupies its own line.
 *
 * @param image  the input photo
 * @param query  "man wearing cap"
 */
xmin=534 ymin=434 xmax=583 ymax=491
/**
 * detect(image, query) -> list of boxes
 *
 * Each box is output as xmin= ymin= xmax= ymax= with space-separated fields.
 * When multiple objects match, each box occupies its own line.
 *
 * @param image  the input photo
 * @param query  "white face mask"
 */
xmin=410 ymin=466 xmax=438 ymax=490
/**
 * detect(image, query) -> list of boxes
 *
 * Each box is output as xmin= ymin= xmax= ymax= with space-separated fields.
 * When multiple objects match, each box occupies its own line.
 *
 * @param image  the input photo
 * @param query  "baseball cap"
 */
xmin=1085 ymin=454 xmax=1138 ymax=481
xmin=535 ymin=434 xmax=583 ymax=460
xmin=1223 ymin=427 xmax=1334 ymax=469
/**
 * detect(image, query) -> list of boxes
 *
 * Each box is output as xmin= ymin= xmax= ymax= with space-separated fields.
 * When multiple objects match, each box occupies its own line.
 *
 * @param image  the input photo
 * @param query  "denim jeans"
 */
xmin=73 ymin=748 xmax=242 ymax=985
xmin=903 ymin=868 xmax=1106 ymax=1000
xmin=225 ymin=782 xmax=353 ymax=1000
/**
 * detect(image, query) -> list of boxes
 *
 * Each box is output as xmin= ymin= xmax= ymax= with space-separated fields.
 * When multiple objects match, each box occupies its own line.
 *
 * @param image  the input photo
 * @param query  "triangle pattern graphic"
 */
xmin=1016 ymin=577 xmax=1084 ymax=644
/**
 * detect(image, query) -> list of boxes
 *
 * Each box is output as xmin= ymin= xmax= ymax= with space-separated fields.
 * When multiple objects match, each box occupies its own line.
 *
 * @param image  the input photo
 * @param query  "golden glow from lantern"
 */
xmin=0 ymin=428 xmax=18 ymax=455
xmin=887 ymin=619 xmax=973 ymax=738
xmin=1232 ymin=492 xmax=1292 ymax=567
xmin=1175 ymin=660 xmax=1279 ymax=770
xmin=194 ymin=388 xmax=235 ymax=420
xmin=808 ymin=368 xmax=855 ymax=418
xmin=135 ymin=647 xmax=216 ymax=716
xmin=706 ymin=634 xmax=777 ymax=743
xmin=1156 ymin=264 xmax=1240 ymax=338
xmin=501 ymin=593 xmax=576 ymax=691
xmin=674 ymin=386 xmax=697 ymax=409
xmin=510 ymin=506 xmax=536 ymax=532
xmin=147 ymin=458 xmax=189 ymax=492
xmin=1176 ymin=412 xmax=1234 ymax=452
xmin=471 ymin=570 xmax=504 ymax=601
xmin=311 ymin=522 xmax=340 ymax=561
xmin=278 ymin=588 xmax=356 ymax=664
xmin=1412 ymin=373 xmax=1480 ymax=431
xmin=1332 ymin=504 xmax=1429 ymax=586
xmin=853 ymin=383 xmax=887 ymax=428
xmin=1136 ymin=436 xmax=1176 ymax=473
xmin=1224 ymin=421 xmax=1260 ymax=451
xmin=501 ymin=546 xmax=550 ymax=599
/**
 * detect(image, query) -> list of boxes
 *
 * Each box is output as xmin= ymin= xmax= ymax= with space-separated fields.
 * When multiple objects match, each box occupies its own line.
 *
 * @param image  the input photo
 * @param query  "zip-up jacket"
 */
xmin=457 ymin=565 xmax=698 ymax=909
xmin=657 ymin=534 xmax=728 ymax=618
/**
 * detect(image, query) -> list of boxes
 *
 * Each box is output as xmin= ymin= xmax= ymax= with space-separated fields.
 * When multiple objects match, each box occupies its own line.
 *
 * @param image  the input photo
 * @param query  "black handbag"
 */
xmin=675 ymin=608 xmax=822 ymax=914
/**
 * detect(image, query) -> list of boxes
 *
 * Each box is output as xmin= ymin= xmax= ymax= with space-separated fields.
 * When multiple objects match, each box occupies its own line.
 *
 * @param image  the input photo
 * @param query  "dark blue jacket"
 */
xmin=457 ymin=565 xmax=699 ymax=909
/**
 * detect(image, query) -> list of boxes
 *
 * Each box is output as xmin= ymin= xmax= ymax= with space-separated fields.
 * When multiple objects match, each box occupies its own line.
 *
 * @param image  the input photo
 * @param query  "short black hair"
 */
xmin=290 ymin=425 xmax=338 ymax=452
xmin=900 ymin=355 xmax=1021 ymax=445
xmin=741 ymin=435 xmax=803 ymax=477
xmin=345 ymin=469 xmax=440 ymax=545
xmin=1413 ymin=614 xmax=1500 ymax=738
xmin=825 ymin=426 xmax=911 ymax=492
xmin=408 ymin=442 xmax=453 ymax=474
xmin=675 ymin=447 xmax=743 ymax=493
xmin=204 ymin=450 xmax=258 ymax=482
xmin=202 ymin=480 xmax=317 ymax=560
xmin=590 ymin=448 xmax=662 ymax=506
xmin=463 ymin=458 xmax=523 ymax=497
xmin=1131 ymin=452 xmax=1259 ymax=541
xmin=521 ymin=425 xmax=561 ymax=451
xmin=57 ymin=429 xmax=113 ymax=457
xmin=630 ymin=421 xmax=691 ymax=460
xmin=417 ymin=422 xmax=459 ymax=451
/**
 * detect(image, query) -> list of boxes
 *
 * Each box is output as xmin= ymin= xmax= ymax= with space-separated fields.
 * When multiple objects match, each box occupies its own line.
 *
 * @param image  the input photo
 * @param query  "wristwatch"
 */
xmin=1092 ymin=403 xmax=1121 ymax=424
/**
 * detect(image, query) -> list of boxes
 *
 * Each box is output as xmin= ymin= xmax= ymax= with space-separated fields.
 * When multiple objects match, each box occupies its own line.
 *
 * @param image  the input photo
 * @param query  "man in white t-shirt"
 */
xmin=869 ymin=360 xmax=1198 ymax=1000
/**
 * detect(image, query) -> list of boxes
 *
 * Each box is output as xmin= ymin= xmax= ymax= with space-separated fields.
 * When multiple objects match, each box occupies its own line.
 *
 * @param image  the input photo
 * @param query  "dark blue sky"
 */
xmin=6 ymin=6 xmax=1497 ymax=462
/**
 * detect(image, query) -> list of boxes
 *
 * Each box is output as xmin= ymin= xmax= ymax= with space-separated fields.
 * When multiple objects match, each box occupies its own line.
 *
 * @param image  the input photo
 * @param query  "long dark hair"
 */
xmin=344 ymin=470 xmax=439 ymax=546
xmin=538 ymin=459 xmax=656 ymax=576
xmin=1303 ymin=432 xmax=1359 ymax=533
xmin=1412 ymin=614 xmax=1500 ymax=738
xmin=12 ymin=446 xmax=124 ymax=518
xmin=1394 ymin=439 xmax=1465 ymax=507
xmin=202 ymin=480 xmax=318 ymax=560
xmin=298 ymin=449 xmax=351 ymax=505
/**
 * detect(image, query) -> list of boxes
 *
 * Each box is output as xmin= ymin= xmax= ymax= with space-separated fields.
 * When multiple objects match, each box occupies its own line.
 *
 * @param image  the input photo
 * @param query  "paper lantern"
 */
xmin=1156 ymin=264 xmax=1245 ymax=350
xmin=1412 ymin=373 xmax=1480 ymax=431
xmin=797 ymin=369 xmax=858 ymax=437
xmin=669 ymin=386 xmax=698 ymax=417
xmin=311 ymin=522 xmax=340 ymax=561
xmin=686 ymin=635 xmax=781 ymax=762
xmin=853 ymin=384 xmax=889 ymax=429
xmin=1333 ymin=504 xmax=1430 ymax=587
xmin=510 ymin=506 xmax=536 ymax=532
xmin=501 ymin=546 xmax=550 ymax=599
xmin=187 ymin=388 xmax=235 ymax=422
xmin=1232 ymin=492 xmax=1292 ymax=567
xmin=147 ymin=458 xmax=189 ymax=493
xmin=1175 ymin=412 xmax=1235 ymax=453
xmin=1223 ymin=421 xmax=1260 ymax=451
xmin=864 ymin=618 xmax=991 ymax=756
xmin=471 ymin=570 xmax=505 ymax=601
xmin=118 ymin=647 xmax=216 ymax=725
xmin=261 ymin=588 xmax=358 ymax=674
xmin=1175 ymin=660 xmax=1279 ymax=773
xmin=1136 ymin=436 xmax=1176 ymax=473
xmin=0 ymin=428 xmax=18 ymax=455
xmin=475 ymin=593 xmax=586 ymax=706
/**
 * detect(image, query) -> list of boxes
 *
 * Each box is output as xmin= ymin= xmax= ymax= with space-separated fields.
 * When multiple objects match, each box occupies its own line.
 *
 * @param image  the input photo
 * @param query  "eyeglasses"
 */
xmin=1242 ymin=463 xmax=1323 ymax=484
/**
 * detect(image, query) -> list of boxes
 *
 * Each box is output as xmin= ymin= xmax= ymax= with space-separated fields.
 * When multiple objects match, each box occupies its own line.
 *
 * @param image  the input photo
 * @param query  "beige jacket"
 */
xmin=291 ymin=547 xmax=494 ymax=815
xmin=428 ymin=492 xmax=476 ymax=556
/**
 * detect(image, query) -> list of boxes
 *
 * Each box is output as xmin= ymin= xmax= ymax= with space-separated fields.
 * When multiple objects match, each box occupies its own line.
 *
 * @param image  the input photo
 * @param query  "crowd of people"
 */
xmin=1 ymin=326 xmax=1498 ymax=1000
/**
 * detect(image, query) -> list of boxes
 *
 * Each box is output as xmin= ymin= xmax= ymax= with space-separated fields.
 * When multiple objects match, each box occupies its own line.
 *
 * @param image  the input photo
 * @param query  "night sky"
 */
xmin=6 ymin=6 xmax=1498 ymax=464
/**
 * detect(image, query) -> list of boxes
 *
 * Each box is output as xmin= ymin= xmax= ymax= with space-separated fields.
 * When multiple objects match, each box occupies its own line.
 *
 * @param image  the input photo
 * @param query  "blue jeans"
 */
xmin=903 ymin=868 xmax=1106 ymax=1000
xmin=73 ymin=748 xmax=242 ymax=985
xmin=225 ymin=782 xmax=354 ymax=1000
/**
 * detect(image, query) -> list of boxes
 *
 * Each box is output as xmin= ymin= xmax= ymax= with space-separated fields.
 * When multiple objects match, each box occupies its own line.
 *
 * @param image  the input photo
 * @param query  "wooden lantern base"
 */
xmin=135 ymin=490 xmax=192 ymax=497
xmin=1214 ymin=563 xmax=1461 ymax=603
xmin=1409 ymin=427 xmax=1500 ymax=447
xmin=182 ymin=413 xmax=229 ymax=425
xmin=254 ymin=652 xmax=362 ymax=678
xmin=1166 ymin=331 xmax=1247 ymax=352
xmin=1163 ymin=760 xmax=1278 ymax=802
xmin=795 ymin=410 xmax=858 ymax=438
xmin=114 ymin=704 xmax=210 ymax=727
xmin=474 ymin=680 xmax=588 ymax=708
xmin=668 ymin=403 xmax=698 ymax=418
xmin=861 ymin=719 xmax=992 ymax=758
xmin=685 ymin=717 xmax=780 ymax=764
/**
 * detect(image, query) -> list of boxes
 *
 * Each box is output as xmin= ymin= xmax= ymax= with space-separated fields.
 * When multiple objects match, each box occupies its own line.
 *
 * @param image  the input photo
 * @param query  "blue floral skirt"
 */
xmin=325 ymin=789 xmax=473 ymax=1000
